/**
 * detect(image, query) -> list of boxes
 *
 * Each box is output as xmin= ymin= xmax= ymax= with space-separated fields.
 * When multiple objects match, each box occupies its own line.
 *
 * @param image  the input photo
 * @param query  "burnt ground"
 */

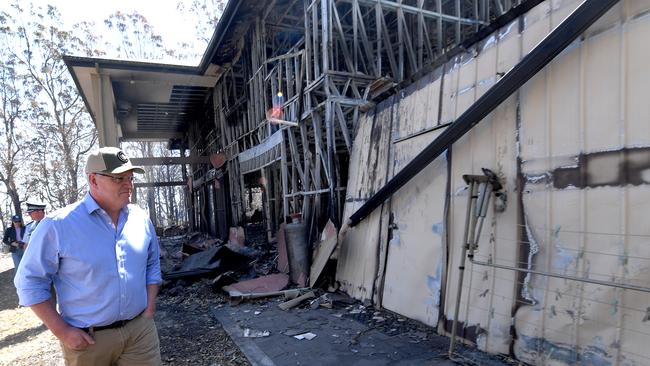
xmin=1 ymin=223 xmax=514 ymax=366
xmin=156 ymin=280 xmax=250 ymax=366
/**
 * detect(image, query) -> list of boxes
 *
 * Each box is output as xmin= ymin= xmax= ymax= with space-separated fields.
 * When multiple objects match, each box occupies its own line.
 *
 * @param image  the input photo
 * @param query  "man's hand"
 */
xmin=28 ymin=300 xmax=96 ymax=351
xmin=57 ymin=326 xmax=96 ymax=351
xmin=143 ymin=305 xmax=156 ymax=318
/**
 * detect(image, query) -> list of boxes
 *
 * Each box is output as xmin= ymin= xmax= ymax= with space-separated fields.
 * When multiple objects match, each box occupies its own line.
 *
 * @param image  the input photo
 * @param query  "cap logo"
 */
xmin=116 ymin=151 xmax=129 ymax=163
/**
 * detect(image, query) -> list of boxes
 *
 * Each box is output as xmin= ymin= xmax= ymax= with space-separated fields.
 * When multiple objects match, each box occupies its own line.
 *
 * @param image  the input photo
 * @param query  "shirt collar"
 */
xmin=82 ymin=192 xmax=129 ymax=216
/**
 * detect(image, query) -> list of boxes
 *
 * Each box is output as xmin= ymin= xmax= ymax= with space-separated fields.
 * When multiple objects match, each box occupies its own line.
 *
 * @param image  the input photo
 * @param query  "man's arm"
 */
xmin=143 ymin=284 xmax=159 ymax=318
xmin=13 ymin=218 xmax=91 ymax=348
xmin=30 ymin=300 xmax=95 ymax=350
xmin=143 ymin=219 xmax=162 ymax=319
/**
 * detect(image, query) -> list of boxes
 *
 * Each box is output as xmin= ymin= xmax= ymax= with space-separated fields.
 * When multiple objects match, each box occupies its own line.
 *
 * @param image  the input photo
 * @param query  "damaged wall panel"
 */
xmin=444 ymin=17 xmax=522 ymax=356
xmin=336 ymin=99 xmax=395 ymax=301
xmin=514 ymin=2 xmax=650 ymax=365
xmin=381 ymin=136 xmax=447 ymax=327
xmin=340 ymin=0 xmax=650 ymax=364
xmin=381 ymin=75 xmax=447 ymax=327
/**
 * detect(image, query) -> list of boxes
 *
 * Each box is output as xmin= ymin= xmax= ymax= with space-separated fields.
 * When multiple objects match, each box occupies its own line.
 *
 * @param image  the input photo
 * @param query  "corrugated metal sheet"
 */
xmin=339 ymin=0 xmax=650 ymax=364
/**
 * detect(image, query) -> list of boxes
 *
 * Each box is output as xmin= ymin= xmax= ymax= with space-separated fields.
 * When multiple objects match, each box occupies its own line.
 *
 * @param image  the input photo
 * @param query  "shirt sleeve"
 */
xmin=14 ymin=218 xmax=59 ymax=306
xmin=145 ymin=220 xmax=162 ymax=285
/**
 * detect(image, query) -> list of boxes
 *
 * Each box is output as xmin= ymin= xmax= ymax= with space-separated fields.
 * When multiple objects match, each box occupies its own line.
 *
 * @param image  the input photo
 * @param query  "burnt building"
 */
xmin=66 ymin=1 xmax=650 ymax=364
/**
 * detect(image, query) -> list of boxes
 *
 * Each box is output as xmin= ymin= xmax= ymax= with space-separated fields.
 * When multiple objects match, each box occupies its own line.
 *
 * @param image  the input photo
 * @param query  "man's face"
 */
xmin=89 ymin=170 xmax=135 ymax=211
xmin=28 ymin=210 xmax=45 ymax=221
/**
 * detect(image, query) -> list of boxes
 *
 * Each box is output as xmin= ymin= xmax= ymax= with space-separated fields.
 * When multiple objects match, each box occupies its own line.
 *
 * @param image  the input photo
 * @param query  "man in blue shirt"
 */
xmin=15 ymin=147 xmax=162 ymax=365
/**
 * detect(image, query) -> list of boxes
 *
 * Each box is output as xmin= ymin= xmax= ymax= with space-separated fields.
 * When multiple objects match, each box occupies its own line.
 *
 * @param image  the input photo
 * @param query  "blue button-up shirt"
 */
xmin=15 ymin=193 xmax=162 ymax=328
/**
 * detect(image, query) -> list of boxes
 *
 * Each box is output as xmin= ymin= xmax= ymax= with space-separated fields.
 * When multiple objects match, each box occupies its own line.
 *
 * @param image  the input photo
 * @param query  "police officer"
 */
xmin=23 ymin=201 xmax=46 ymax=246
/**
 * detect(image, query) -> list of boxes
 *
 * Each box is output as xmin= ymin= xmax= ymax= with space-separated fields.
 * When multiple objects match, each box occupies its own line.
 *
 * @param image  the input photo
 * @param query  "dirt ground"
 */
xmin=0 ymin=253 xmax=250 ymax=366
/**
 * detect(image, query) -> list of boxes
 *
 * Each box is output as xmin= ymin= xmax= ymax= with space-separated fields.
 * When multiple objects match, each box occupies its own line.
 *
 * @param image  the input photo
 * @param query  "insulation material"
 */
xmin=336 ymin=98 xmax=394 ymax=301
xmin=381 ymin=74 xmax=446 ymax=327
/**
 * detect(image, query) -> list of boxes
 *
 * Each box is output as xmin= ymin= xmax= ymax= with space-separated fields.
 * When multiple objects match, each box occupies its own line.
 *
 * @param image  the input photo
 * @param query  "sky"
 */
xmin=27 ymin=0 xmax=210 ymax=65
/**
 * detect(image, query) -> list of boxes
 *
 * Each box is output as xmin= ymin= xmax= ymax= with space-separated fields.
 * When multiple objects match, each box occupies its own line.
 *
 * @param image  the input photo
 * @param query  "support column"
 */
xmin=90 ymin=70 xmax=120 ymax=147
xmin=181 ymin=146 xmax=194 ymax=229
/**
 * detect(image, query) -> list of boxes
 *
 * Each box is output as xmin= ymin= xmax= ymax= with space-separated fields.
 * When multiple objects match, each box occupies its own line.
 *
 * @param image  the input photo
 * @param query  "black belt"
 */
xmin=81 ymin=312 xmax=142 ymax=333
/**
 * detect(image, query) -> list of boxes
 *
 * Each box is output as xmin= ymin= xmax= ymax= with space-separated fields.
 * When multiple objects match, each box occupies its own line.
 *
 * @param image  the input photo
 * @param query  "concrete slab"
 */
xmin=212 ymin=298 xmax=511 ymax=366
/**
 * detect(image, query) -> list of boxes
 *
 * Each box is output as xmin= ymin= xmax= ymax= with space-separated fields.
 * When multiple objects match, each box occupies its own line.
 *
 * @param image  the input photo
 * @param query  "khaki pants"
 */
xmin=61 ymin=314 xmax=162 ymax=366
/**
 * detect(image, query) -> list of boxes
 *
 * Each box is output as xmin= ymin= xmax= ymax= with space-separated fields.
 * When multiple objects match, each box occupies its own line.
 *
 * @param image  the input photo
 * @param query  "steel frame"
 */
xmin=187 ymin=0 xmax=523 ymax=237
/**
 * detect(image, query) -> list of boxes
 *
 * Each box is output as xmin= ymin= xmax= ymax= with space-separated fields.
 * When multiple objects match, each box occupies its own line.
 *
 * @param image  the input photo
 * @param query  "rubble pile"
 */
xmin=154 ymin=223 xmax=513 ymax=365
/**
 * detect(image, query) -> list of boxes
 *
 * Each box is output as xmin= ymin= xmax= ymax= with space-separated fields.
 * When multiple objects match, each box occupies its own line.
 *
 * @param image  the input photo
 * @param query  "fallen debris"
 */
xmin=278 ymin=290 xmax=316 ymax=311
xmin=309 ymin=220 xmax=337 ymax=287
xmin=292 ymin=332 xmax=317 ymax=340
xmin=163 ymin=246 xmax=252 ymax=281
xmin=224 ymin=288 xmax=306 ymax=305
xmin=309 ymin=293 xmax=333 ymax=309
xmin=243 ymin=328 xmax=270 ymax=338
xmin=161 ymin=225 xmax=188 ymax=237
xmin=223 ymin=273 xmax=289 ymax=295
xmin=210 ymin=272 xmax=238 ymax=291
xmin=276 ymin=223 xmax=289 ymax=274
xmin=228 ymin=227 xmax=246 ymax=247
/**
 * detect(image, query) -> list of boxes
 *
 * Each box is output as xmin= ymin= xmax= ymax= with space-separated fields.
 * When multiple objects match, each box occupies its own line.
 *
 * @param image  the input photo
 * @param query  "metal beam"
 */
xmin=134 ymin=181 xmax=186 ymax=188
xmin=120 ymin=132 xmax=184 ymax=141
xmin=348 ymin=0 xmax=620 ymax=227
xmin=92 ymin=72 xmax=120 ymax=147
xmin=130 ymin=156 xmax=211 ymax=166
xmin=339 ymin=0 xmax=488 ymax=25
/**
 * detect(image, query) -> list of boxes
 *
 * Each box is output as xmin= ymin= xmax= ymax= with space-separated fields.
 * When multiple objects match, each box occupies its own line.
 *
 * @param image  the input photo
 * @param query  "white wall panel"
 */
xmin=514 ymin=2 xmax=650 ymax=365
xmin=381 ymin=130 xmax=447 ymax=327
xmin=444 ymin=19 xmax=521 ymax=355
xmin=440 ymin=61 xmax=460 ymax=125
xmin=340 ymin=1 xmax=650 ymax=365
xmin=624 ymin=15 xmax=650 ymax=146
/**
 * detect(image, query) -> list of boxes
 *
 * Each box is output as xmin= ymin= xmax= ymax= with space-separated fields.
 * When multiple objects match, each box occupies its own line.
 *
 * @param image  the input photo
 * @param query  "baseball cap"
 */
xmin=11 ymin=215 xmax=21 ymax=221
xmin=84 ymin=147 xmax=144 ymax=175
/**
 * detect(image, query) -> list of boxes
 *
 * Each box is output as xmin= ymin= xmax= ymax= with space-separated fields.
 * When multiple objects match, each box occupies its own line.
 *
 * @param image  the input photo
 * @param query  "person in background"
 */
xmin=15 ymin=147 xmax=162 ymax=366
xmin=3 ymin=215 xmax=26 ymax=271
xmin=23 ymin=201 xmax=46 ymax=246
